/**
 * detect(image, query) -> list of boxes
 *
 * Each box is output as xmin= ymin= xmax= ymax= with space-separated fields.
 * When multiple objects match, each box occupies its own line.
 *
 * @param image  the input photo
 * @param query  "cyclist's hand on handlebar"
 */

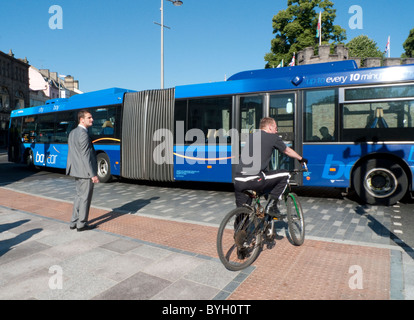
xmin=299 ymin=157 xmax=308 ymax=165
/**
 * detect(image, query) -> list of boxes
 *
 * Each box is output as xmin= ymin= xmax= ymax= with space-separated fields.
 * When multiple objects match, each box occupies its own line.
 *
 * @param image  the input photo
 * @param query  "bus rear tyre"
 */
xmin=97 ymin=153 xmax=112 ymax=183
xmin=352 ymin=159 xmax=408 ymax=206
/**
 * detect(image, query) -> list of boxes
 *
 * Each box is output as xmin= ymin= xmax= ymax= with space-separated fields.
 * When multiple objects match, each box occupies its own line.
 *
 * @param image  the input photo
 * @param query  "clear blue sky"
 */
xmin=1 ymin=0 xmax=412 ymax=93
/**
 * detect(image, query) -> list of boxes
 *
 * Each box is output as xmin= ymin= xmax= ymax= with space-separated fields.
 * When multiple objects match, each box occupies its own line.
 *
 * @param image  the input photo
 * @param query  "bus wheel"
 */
xmin=25 ymin=149 xmax=35 ymax=169
xmin=97 ymin=153 xmax=112 ymax=183
xmin=352 ymin=159 xmax=408 ymax=206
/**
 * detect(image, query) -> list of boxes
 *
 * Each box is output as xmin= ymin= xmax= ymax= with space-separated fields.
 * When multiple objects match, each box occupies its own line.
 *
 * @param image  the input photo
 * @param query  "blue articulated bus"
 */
xmin=8 ymin=88 xmax=135 ymax=183
xmin=8 ymin=60 xmax=414 ymax=205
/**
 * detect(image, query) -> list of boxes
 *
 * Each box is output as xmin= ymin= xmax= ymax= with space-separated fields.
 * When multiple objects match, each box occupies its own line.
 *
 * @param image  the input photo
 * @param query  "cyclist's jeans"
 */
xmin=234 ymin=170 xmax=289 ymax=207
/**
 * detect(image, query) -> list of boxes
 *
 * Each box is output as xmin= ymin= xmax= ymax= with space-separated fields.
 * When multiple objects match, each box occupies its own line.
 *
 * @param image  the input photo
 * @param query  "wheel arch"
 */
xmin=350 ymin=152 xmax=412 ymax=192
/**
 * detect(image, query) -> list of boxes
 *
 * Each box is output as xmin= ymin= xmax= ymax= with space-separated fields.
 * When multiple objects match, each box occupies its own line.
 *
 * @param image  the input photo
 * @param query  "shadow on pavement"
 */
xmin=89 ymin=197 xmax=160 ymax=227
xmin=0 ymin=218 xmax=43 ymax=257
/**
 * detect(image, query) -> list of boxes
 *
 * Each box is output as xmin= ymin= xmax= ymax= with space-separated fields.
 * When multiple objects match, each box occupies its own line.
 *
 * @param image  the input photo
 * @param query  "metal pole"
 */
xmin=161 ymin=0 xmax=164 ymax=89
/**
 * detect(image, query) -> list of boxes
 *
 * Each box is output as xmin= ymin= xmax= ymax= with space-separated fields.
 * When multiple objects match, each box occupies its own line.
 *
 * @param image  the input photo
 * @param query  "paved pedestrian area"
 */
xmin=0 ymin=183 xmax=413 ymax=300
xmin=0 ymin=204 xmax=247 ymax=300
xmin=0 ymin=172 xmax=397 ymax=246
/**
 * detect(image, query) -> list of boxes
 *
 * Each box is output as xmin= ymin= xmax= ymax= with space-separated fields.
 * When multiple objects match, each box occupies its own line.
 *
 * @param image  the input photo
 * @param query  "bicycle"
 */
xmin=216 ymin=166 xmax=307 ymax=271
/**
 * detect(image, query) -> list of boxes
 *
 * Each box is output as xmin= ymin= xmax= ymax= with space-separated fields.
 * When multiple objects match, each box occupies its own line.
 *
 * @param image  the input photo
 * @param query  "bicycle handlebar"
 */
xmin=290 ymin=163 xmax=308 ymax=174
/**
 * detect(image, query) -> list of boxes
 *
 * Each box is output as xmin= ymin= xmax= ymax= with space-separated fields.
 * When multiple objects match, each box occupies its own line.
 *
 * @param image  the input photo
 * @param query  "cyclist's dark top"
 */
xmin=235 ymin=130 xmax=287 ymax=176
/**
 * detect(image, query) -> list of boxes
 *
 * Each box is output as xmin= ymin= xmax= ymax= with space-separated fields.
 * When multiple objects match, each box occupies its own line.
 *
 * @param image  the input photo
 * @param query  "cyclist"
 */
xmin=234 ymin=117 xmax=308 ymax=217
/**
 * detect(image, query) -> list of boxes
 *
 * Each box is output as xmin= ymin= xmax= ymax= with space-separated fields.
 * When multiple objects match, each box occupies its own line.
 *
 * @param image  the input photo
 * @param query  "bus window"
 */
xmin=304 ymin=89 xmax=337 ymax=142
xmin=36 ymin=114 xmax=55 ymax=143
xmin=22 ymin=116 xmax=37 ymax=143
xmin=239 ymin=95 xmax=263 ymax=148
xmin=269 ymin=93 xmax=295 ymax=170
xmin=89 ymin=106 xmax=118 ymax=140
xmin=54 ymin=111 xmax=76 ymax=143
xmin=342 ymin=100 xmax=414 ymax=141
xmin=269 ymin=93 xmax=294 ymax=141
xmin=187 ymin=97 xmax=232 ymax=144
xmin=174 ymin=100 xmax=187 ymax=144
xmin=344 ymin=84 xmax=414 ymax=101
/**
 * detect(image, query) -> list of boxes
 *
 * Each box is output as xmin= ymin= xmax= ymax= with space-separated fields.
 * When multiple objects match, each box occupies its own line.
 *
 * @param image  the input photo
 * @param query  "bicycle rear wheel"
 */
xmin=217 ymin=207 xmax=262 ymax=271
xmin=286 ymin=193 xmax=305 ymax=246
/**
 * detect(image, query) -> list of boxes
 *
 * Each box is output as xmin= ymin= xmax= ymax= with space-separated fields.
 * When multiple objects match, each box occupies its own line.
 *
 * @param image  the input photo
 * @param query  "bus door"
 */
xmin=8 ymin=117 xmax=23 ymax=163
xmin=232 ymin=95 xmax=264 ymax=179
xmin=268 ymin=93 xmax=297 ymax=174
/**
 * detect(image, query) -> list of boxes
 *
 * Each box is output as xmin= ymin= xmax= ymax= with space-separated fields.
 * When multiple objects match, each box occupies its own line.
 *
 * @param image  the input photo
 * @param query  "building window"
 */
xmin=0 ymin=87 xmax=10 ymax=112
xmin=14 ymin=90 xmax=25 ymax=109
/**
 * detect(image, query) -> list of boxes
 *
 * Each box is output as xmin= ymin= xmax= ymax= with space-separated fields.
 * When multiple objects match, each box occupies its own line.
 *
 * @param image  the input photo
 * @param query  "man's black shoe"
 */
xmin=69 ymin=225 xmax=76 ymax=230
xmin=237 ymin=248 xmax=247 ymax=260
xmin=77 ymin=225 xmax=97 ymax=232
xmin=267 ymin=205 xmax=283 ymax=219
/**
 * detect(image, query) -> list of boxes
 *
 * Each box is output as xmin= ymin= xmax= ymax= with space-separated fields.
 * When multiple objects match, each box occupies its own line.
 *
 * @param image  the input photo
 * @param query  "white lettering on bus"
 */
xmin=35 ymin=152 xmax=58 ymax=165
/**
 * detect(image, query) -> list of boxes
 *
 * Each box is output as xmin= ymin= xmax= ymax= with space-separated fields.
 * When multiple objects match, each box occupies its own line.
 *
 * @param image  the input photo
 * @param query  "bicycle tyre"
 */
xmin=286 ymin=193 xmax=305 ymax=246
xmin=217 ymin=207 xmax=262 ymax=271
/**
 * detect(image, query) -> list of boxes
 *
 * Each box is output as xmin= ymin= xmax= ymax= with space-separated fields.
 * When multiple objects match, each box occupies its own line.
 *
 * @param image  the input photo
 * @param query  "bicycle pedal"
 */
xmin=255 ymin=208 xmax=265 ymax=219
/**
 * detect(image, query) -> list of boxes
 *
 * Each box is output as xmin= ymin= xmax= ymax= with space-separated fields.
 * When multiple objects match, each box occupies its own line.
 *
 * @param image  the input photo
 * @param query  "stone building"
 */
xmin=0 ymin=50 xmax=30 ymax=146
xmin=29 ymin=67 xmax=82 ymax=108
xmin=0 ymin=49 xmax=82 ymax=147
xmin=297 ymin=44 xmax=414 ymax=68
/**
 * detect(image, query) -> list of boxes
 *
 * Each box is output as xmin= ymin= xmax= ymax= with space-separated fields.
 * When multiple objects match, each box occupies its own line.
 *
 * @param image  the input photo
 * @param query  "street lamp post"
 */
xmin=159 ymin=0 xmax=183 ymax=89
xmin=58 ymin=74 xmax=66 ymax=98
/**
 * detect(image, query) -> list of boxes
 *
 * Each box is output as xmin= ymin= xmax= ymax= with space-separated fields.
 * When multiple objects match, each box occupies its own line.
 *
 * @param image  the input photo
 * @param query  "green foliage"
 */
xmin=346 ymin=35 xmax=384 ymax=63
xmin=402 ymin=28 xmax=414 ymax=58
xmin=264 ymin=0 xmax=346 ymax=68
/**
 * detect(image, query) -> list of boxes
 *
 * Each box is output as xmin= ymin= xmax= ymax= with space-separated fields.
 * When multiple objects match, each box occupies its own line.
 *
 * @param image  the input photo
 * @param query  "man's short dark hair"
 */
xmin=77 ymin=110 xmax=91 ymax=124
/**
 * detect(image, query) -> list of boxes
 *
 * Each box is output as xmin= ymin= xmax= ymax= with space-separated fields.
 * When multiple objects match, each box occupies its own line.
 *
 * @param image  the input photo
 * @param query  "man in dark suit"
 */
xmin=66 ymin=110 xmax=99 ymax=231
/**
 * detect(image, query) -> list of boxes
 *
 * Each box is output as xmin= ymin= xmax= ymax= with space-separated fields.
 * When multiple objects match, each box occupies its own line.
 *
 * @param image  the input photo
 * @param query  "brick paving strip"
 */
xmin=0 ymin=187 xmax=390 ymax=299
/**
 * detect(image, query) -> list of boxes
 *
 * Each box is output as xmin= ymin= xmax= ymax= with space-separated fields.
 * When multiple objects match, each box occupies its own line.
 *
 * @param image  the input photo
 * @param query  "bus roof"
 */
xmin=11 ymin=87 xmax=135 ymax=117
xmin=227 ymin=60 xmax=358 ymax=81
xmin=175 ymin=60 xmax=414 ymax=99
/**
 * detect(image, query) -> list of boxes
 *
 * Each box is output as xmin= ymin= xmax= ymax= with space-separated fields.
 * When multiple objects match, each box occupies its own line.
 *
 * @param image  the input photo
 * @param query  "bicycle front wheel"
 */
xmin=217 ymin=207 xmax=262 ymax=271
xmin=286 ymin=193 xmax=305 ymax=246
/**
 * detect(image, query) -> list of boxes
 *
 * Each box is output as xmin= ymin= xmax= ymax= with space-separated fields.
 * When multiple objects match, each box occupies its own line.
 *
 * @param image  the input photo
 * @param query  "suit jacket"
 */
xmin=66 ymin=126 xmax=98 ymax=178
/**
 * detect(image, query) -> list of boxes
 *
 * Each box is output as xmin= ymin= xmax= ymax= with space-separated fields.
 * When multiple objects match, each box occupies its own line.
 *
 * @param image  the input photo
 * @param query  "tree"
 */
xmin=402 ymin=28 xmax=414 ymax=58
xmin=264 ymin=0 xmax=346 ymax=68
xmin=345 ymin=35 xmax=383 ymax=65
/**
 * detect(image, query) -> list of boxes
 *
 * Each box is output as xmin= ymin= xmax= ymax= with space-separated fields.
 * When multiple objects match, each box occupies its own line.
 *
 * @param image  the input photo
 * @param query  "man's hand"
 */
xmin=92 ymin=176 xmax=99 ymax=183
xmin=299 ymin=157 xmax=308 ymax=165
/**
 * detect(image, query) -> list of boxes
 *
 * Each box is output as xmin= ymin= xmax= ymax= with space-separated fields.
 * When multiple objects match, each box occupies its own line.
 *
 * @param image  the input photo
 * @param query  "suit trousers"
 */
xmin=70 ymin=178 xmax=94 ymax=228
